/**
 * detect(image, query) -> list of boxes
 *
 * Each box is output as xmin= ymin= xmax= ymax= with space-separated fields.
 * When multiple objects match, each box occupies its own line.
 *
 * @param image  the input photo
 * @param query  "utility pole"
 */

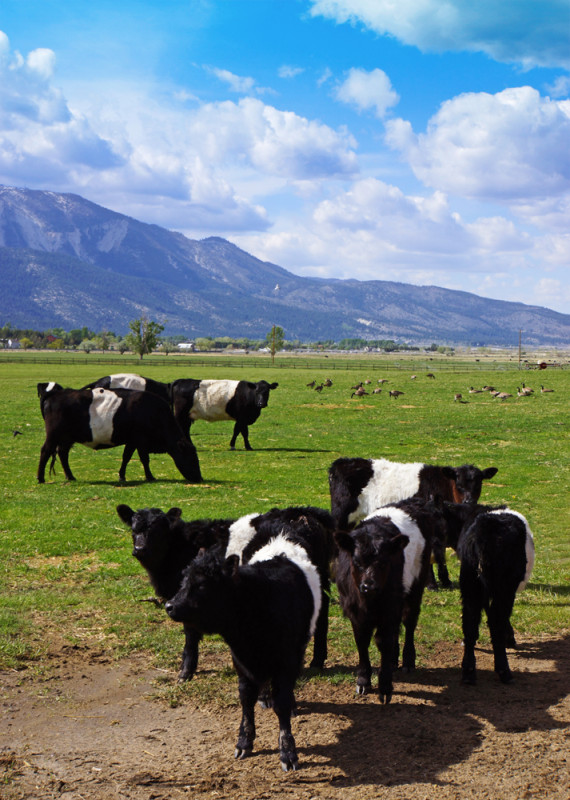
xmin=518 ymin=329 xmax=522 ymax=369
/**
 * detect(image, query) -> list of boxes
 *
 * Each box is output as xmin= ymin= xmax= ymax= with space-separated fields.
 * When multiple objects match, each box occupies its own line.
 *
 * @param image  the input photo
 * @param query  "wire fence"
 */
xmin=1 ymin=352 xmax=562 ymax=373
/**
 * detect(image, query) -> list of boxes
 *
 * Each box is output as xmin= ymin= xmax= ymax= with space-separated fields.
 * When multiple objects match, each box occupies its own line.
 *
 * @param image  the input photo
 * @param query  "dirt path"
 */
xmin=1 ymin=636 xmax=569 ymax=800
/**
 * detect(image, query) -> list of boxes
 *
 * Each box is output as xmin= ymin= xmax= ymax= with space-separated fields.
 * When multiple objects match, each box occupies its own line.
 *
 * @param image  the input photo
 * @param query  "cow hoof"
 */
xmin=229 ymin=446 xmax=236 ymax=451
xmin=461 ymin=669 xmax=477 ymax=685
xmin=280 ymin=756 xmax=298 ymax=772
xmin=355 ymin=683 xmax=370 ymax=696
xmin=234 ymin=746 xmax=253 ymax=760
xmin=498 ymin=669 xmax=514 ymax=684
xmin=379 ymin=692 xmax=392 ymax=705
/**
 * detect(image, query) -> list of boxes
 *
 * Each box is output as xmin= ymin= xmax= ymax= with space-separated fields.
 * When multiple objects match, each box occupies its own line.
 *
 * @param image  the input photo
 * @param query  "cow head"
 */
xmin=335 ymin=520 xmax=408 ymax=600
xmin=254 ymin=380 xmax=279 ymax=408
xmin=116 ymin=505 xmax=182 ymax=566
xmin=443 ymin=465 xmax=498 ymax=504
xmin=165 ymin=550 xmax=237 ymax=632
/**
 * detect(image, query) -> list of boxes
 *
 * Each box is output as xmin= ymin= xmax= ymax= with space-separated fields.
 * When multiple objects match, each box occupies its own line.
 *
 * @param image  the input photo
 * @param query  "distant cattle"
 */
xmin=37 ymin=383 xmax=201 ymax=483
xmin=329 ymin=457 xmax=498 ymax=588
xmin=116 ymin=504 xmax=333 ymax=680
xmin=334 ymin=497 xmax=445 ymax=702
xmin=166 ymin=538 xmax=320 ymax=770
xmin=81 ymin=373 xmax=171 ymax=404
xmin=170 ymin=379 xmax=278 ymax=450
xmin=441 ymin=502 xmax=535 ymax=684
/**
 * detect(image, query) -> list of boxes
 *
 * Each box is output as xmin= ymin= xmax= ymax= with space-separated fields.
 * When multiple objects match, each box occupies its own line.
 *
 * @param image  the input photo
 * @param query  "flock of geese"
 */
xmin=305 ymin=375 xmax=555 ymax=402
xmin=454 ymin=383 xmax=555 ymax=403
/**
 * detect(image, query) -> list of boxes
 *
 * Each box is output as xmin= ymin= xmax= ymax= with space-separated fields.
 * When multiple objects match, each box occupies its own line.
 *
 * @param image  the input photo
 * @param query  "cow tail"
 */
xmin=49 ymin=453 xmax=57 ymax=477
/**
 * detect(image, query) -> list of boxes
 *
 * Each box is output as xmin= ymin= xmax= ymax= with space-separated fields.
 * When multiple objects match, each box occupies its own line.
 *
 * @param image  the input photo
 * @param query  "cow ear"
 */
xmin=441 ymin=466 xmax=456 ymax=480
xmin=166 ymin=507 xmax=182 ymax=521
xmin=334 ymin=531 xmax=355 ymax=554
xmin=116 ymin=504 xmax=134 ymax=525
xmin=392 ymin=533 xmax=410 ymax=552
xmin=482 ymin=467 xmax=498 ymax=479
xmin=270 ymin=382 xmax=279 ymax=390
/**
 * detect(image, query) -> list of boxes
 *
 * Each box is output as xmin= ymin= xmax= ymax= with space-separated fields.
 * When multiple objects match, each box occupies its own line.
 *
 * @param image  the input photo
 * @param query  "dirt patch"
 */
xmin=1 ymin=636 xmax=568 ymax=800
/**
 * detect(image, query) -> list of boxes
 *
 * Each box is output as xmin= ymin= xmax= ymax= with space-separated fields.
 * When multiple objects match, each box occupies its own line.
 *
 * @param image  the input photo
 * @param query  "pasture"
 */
xmin=0 ymin=353 xmax=568 ymax=799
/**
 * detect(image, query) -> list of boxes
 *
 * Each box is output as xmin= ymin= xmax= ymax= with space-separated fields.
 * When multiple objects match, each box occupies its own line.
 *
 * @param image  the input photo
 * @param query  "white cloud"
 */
xmin=187 ymin=97 xmax=359 ymax=179
xmin=234 ymin=174 xmax=570 ymax=311
xmin=335 ymin=68 xmax=399 ymax=118
xmin=209 ymin=67 xmax=256 ymax=94
xmin=0 ymin=31 xmax=121 ymax=184
xmin=309 ymin=0 xmax=570 ymax=69
xmin=385 ymin=88 xmax=570 ymax=213
xmin=278 ymin=65 xmax=304 ymax=79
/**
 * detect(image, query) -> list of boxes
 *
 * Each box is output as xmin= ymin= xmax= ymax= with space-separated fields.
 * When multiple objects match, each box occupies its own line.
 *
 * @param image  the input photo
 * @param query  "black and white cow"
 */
xmin=81 ymin=373 xmax=171 ymax=404
xmin=116 ymin=505 xmax=235 ymax=680
xmin=334 ymin=497 xmax=444 ymax=703
xmin=441 ymin=502 xmax=535 ymax=684
xmin=165 ymin=537 xmax=321 ymax=771
xmin=116 ymin=504 xmax=333 ymax=680
xmin=329 ymin=457 xmax=498 ymax=588
xmin=170 ymin=378 xmax=278 ymax=450
xmin=37 ymin=383 xmax=201 ymax=483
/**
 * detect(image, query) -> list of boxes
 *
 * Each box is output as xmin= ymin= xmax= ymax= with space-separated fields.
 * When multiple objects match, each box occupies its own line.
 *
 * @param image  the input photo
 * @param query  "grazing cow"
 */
xmin=334 ymin=497 xmax=444 ymax=703
xmin=37 ymin=383 xmax=201 ymax=483
xmin=81 ymin=373 xmax=171 ymax=404
xmin=170 ymin=378 xmax=278 ymax=449
xmin=165 ymin=538 xmax=321 ymax=771
xmin=329 ymin=457 xmax=498 ymax=588
xmin=441 ymin=502 xmax=535 ymax=684
xmin=116 ymin=504 xmax=333 ymax=679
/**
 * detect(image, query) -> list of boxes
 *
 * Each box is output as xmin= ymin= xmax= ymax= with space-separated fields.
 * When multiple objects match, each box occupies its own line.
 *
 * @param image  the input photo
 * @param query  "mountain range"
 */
xmin=0 ymin=184 xmax=568 ymax=346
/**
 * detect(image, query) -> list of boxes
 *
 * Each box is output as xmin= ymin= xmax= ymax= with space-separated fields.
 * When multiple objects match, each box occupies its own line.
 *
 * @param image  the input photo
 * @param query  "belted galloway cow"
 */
xmin=37 ymin=382 xmax=201 ymax=483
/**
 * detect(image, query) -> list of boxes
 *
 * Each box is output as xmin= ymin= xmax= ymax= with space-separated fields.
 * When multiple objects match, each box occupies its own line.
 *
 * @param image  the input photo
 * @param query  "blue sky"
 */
xmin=1 ymin=0 xmax=569 ymax=314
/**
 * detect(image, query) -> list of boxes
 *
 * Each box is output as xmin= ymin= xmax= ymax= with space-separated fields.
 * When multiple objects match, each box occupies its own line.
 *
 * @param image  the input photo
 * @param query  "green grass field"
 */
xmin=0 ymin=353 xmax=568 ymax=704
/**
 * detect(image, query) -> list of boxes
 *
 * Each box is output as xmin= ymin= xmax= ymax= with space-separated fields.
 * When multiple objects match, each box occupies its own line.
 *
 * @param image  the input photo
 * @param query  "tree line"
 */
xmin=1 ymin=320 xmax=445 ymax=358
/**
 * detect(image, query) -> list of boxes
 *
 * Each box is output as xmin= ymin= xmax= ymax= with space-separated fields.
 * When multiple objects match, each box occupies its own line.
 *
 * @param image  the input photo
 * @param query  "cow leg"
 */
xmin=460 ymin=567 xmax=483 ymax=684
xmin=120 ymin=444 xmax=154 ymax=482
xmin=179 ymin=625 xmax=203 ymax=681
xmin=57 ymin=443 xmax=76 ymax=482
xmin=230 ymin=421 xmax=251 ymax=451
xmin=432 ymin=540 xmax=452 ymax=589
xmin=401 ymin=597 xmax=422 ymax=673
xmin=118 ymin=443 xmax=136 ymax=482
xmin=272 ymin=675 xmax=298 ymax=771
xmin=38 ymin=440 xmax=55 ymax=483
xmin=488 ymin=593 xmax=516 ymax=684
xmin=234 ymin=672 xmax=258 ymax=760
xmin=375 ymin=621 xmax=397 ymax=704
xmin=352 ymin=619 xmax=374 ymax=695
xmin=309 ymin=588 xmax=329 ymax=670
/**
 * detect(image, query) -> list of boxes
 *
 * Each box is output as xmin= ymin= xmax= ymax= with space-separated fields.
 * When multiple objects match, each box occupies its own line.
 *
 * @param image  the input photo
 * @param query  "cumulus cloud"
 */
xmin=385 ymin=87 xmax=570 ymax=208
xmin=187 ymin=97 xmax=358 ymax=179
xmin=235 ymin=174 xmax=569 ymax=313
xmin=335 ymin=68 xmax=399 ymax=118
xmin=309 ymin=0 xmax=570 ymax=68
xmin=0 ymin=30 xmax=121 ymax=185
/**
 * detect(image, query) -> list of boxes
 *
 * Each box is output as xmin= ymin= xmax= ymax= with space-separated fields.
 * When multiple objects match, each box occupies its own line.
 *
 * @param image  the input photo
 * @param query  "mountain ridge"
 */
xmin=0 ymin=184 xmax=568 ymax=345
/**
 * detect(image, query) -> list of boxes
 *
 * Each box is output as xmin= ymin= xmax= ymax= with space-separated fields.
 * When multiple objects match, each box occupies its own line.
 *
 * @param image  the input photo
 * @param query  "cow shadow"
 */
xmin=297 ymin=635 xmax=569 ymax=787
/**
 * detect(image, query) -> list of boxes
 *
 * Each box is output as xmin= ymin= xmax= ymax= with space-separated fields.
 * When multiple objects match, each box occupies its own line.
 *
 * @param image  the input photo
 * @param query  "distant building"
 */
xmin=177 ymin=342 xmax=196 ymax=351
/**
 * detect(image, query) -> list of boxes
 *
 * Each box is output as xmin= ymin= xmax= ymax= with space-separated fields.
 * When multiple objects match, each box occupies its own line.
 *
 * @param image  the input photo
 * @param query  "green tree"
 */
xmin=265 ymin=325 xmax=284 ymax=363
xmin=125 ymin=316 xmax=164 ymax=360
